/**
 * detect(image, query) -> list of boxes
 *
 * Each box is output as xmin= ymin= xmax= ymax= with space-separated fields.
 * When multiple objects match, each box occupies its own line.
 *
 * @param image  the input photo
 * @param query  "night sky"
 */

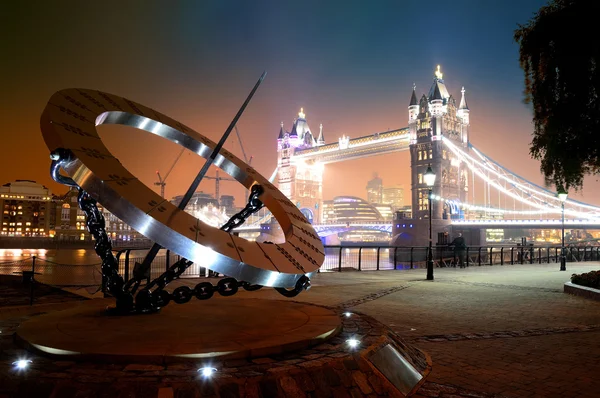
xmin=3 ymin=0 xmax=597 ymax=208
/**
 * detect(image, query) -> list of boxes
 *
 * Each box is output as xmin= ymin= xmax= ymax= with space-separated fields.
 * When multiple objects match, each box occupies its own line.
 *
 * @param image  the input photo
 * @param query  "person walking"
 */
xmin=450 ymin=233 xmax=467 ymax=268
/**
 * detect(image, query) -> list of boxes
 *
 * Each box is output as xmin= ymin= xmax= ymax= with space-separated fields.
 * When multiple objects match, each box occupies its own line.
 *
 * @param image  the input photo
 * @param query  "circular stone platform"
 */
xmin=15 ymin=298 xmax=341 ymax=364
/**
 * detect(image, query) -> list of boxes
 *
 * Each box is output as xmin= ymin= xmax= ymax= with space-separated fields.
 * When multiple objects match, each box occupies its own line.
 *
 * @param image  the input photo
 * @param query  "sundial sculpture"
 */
xmin=41 ymin=73 xmax=324 ymax=314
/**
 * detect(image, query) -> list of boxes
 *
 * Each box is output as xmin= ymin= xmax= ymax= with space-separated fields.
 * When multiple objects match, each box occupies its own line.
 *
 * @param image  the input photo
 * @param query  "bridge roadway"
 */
xmin=234 ymin=219 xmax=600 ymax=236
xmin=292 ymin=128 xmax=409 ymax=164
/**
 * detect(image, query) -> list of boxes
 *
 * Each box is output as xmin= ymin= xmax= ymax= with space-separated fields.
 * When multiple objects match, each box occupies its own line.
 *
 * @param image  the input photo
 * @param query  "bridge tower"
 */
xmin=409 ymin=66 xmax=470 ymax=221
xmin=277 ymin=109 xmax=325 ymax=224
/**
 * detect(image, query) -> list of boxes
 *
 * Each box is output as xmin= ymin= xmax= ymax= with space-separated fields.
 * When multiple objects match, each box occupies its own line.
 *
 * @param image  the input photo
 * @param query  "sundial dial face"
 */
xmin=41 ymin=88 xmax=324 ymax=288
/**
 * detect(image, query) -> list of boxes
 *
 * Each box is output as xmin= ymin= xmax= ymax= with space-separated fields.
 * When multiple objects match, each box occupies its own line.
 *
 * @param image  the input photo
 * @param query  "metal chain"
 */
xmin=77 ymin=189 xmax=135 ymax=311
xmin=220 ymin=184 xmax=265 ymax=232
xmin=134 ymin=184 xmax=268 ymax=311
xmin=50 ymin=148 xmax=311 ymax=314
xmin=50 ymin=148 xmax=135 ymax=312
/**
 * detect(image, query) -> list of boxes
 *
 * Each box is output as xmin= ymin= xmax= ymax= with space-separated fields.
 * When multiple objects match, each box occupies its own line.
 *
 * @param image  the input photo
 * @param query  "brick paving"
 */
xmin=0 ymin=262 xmax=599 ymax=397
xmin=0 ymin=275 xmax=86 ymax=307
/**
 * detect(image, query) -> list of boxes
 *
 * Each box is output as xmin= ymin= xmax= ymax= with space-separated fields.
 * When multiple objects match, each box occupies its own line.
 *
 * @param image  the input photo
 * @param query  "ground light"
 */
xmin=12 ymin=359 xmax=32 ymax=370
xmin=346 ymin=338 xmax=360 ymax=348
xmin=344 ymin=312 xmax=352 ymax=317
xmin=198 ymin=366 xmax=217 ymax=377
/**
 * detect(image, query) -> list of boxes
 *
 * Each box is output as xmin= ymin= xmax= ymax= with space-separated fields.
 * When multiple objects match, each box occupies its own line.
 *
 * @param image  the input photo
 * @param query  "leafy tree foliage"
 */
xmin=515 ymin=0 xmax=600 ymax=190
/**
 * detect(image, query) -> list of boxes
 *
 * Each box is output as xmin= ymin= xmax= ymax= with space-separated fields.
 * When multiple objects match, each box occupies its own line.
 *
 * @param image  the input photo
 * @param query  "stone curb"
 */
xmin=564 ymin=281 xmax=600 ymax=301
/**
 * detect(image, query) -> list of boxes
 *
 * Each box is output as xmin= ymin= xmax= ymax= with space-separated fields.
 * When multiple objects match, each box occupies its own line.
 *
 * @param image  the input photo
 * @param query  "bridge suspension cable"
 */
xmin=441 ymin=137 xmax=600 ymax=219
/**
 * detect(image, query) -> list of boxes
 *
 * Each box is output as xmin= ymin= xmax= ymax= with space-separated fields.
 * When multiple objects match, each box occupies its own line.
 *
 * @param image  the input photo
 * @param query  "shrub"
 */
xmin=571 ymin=270 xmax=600 ymax=289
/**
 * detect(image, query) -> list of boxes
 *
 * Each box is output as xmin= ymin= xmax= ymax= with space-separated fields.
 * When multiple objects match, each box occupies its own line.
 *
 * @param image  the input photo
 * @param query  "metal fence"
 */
xmin=321 ymin=245 xmax=600 ymax=271
xmin=1 ymin=245 xmax=599 ymax=290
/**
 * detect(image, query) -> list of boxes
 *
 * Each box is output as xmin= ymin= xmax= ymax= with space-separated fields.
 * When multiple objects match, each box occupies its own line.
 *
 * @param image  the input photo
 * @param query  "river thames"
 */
xmin=0 ymin=246 xmax=399 ymax=287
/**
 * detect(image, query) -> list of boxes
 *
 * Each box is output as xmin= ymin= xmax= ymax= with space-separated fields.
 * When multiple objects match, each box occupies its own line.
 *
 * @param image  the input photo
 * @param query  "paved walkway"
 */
xmin=1 ymin=262 xmax=599 ymax=397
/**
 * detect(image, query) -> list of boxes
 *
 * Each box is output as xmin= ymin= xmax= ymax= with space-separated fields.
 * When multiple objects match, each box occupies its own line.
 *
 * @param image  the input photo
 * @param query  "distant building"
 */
xmin=0 ymin=180 xmax=53 ymax=237
xmin=382 ymin=185 xmax=404 ymax=210
xmin=52 ymin=187 xmax=145 ymax=242
xmin=366 ymin=175 xmax=383 ymax=204
xmin=220 ymin=195 xmax=236 ymax=215
xmin=277 ymin=108 xmax=326 ymax=223
xmin=171 ymin=191 xmax=218 ymax=210
xmin=374 ymin=204 xmax=393 ymax=221
xmin=322 ymin=200 xmax=336 ymax=224
xmin=171 ymin=191 xmax=230 ymax=228
xmin=0 ymin=181 xmax=144 ymax=242
xmin=322 ymin=196 xmax=383 ymax=224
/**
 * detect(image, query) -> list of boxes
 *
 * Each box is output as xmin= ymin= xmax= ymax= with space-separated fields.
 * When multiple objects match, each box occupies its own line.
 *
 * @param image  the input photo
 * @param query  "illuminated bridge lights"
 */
xmin=441 ymin=137 xmax=600 ymax=220
xmin=452 ymin=219 xmax=600 ymax=227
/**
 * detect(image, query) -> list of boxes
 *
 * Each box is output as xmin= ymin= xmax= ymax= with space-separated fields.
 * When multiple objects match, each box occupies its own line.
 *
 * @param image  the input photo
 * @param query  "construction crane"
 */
xmin=204 ymin=125 xmax=253 ymax=204
xmin=205 ymin=170 xmax=234 ymax=204
xmin=154 ymin=126 xmax=252 ymax=203
xmin=235 ymin=125 xmax=249 ymax=164
xmin=155 ymin=148 xmax=185 ymax=198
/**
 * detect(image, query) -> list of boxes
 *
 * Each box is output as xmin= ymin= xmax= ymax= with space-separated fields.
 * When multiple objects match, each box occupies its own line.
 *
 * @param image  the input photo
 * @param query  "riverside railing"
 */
xmin=1 ymin=245 xmax=599 ymax=291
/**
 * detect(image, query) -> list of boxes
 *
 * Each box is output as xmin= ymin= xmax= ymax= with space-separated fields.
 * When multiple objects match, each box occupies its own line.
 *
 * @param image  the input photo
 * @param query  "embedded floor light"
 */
xmin=198 ymin=366 xmax=217 ymax=377
xmin=346 ymin=338 xmax=360 ymax=348
xmin=344 ymin=312 xmax=352 ymax=317
xmin=12 ymin=359 xmax=32 ymax=370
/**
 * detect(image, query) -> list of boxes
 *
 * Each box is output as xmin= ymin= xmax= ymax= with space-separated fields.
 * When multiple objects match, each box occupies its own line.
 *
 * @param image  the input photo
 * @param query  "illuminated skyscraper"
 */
xmin=382 ymin=185 xmax=404 ymax=210
xmin=366 ymin=174 xmax=383 ymax=204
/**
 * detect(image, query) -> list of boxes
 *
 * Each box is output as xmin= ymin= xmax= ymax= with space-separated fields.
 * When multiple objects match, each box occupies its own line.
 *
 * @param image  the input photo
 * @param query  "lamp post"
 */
xmin=557 ymin=188 xmax=568 ymax=271
xmin=424 ymin=165 xmax=436 ymax=280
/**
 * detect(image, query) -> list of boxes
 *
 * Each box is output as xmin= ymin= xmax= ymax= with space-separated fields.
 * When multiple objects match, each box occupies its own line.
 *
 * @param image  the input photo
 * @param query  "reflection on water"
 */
xmin=0 ymin=248 xmax=101 ymax=265
xmin=0 ymin=248 xmax=171 ymax=266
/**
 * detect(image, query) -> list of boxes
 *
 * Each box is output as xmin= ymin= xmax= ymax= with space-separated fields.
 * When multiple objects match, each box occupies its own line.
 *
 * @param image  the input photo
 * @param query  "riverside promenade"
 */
xmin=1 ymin=262 xmax=599 ymax=397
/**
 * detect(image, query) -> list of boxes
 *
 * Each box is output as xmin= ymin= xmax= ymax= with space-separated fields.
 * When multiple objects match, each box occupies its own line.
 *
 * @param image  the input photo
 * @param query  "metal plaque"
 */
xmin=368 ymin=343 xmax=423 ymax=396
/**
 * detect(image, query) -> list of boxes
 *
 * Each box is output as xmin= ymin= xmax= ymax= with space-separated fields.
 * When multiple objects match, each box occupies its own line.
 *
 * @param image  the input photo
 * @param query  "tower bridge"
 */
xmin=245 ymin=66 xmax=600 ymax=246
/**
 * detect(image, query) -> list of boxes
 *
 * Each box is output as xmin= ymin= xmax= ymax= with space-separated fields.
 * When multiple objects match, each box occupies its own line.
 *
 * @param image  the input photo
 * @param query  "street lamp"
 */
xmin=557 ymin=187 xmax=568 ymax=271
xmin=424 ymin=164 xmax=436 ymax=281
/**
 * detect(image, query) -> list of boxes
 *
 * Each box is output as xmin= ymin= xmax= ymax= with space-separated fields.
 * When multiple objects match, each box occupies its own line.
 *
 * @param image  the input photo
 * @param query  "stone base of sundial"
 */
xmin=15 ymin=298 xmax=341 ymax=364
xmin=14 ymin=298 xmax=432 ymax=397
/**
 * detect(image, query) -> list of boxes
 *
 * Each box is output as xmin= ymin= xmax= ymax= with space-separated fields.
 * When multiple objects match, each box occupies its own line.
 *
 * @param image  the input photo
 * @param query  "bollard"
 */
xmin=358 ymin=247 xmax=363 ymax=271
xmin=30 ymin=256 xmax=36 ymax=306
